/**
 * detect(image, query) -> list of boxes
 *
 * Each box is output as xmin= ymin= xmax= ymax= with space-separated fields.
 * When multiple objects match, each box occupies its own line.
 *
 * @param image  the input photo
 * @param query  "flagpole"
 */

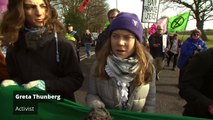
xmin=116 ymin=0 xmax=118 ymax=9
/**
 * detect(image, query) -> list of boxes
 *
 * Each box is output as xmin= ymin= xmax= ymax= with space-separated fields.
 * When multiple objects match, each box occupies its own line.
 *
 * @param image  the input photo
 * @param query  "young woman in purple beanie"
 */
xmin=86 ymin=12 xmax=156 ymax=112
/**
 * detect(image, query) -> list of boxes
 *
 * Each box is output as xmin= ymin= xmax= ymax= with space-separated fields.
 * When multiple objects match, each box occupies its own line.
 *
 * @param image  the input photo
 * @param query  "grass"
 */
xmin=206 ymin=40 xmax=213 ymax=48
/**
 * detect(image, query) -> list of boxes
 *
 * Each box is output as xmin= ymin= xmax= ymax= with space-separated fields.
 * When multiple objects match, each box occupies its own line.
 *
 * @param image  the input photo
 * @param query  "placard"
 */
xmin=142 ymin=0 xmax=160 ymax=23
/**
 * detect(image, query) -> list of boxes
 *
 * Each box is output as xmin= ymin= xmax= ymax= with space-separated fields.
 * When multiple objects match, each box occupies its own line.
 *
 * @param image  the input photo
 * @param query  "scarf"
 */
xmin=105 ymin=54 xmax=139 ymax=109
xmin=24 ymin=27 xmax=46 ymax=50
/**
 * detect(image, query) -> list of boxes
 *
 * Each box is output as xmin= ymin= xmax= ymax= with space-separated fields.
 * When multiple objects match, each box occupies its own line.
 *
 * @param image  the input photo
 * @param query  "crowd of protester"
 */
xmin=0 ymin=0 xmax=212 ymax=119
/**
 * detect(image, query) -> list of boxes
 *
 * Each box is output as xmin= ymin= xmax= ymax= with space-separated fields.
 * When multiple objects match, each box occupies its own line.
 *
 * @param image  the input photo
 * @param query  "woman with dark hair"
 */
xmin=0 ymin=0 xmax=84 ymax=101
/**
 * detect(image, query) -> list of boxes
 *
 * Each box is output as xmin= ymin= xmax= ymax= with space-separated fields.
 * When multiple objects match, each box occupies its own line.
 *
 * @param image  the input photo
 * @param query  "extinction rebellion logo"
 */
xmin=171 ymin=16 xmax=185 ymax=29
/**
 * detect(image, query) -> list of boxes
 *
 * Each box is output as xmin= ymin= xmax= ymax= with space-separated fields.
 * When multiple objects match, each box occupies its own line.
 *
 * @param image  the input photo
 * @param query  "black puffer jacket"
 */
xmin=6 ymin=30 xmax=84 ymax=101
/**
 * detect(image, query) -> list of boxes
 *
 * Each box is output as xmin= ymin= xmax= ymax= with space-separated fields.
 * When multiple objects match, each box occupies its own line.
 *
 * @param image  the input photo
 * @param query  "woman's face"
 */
xmin=24 ymin=0 xmax=48 ymax=28
xmin=86 ymin=29 xmax=90 ymax=34
xmin=67 ymin=26 xmax=73 ymax=32
xmin=108 ymin=11 xmax=119 ymax=23
xmin=111 ymin=30 xmax=136 ymax=59
xmin=192 ymin=32 xmax=200 ymax=40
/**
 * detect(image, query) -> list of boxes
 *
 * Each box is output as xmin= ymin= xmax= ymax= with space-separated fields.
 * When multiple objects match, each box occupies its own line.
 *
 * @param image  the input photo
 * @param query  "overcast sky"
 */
xmin=106 ymin=0 xmax=213 ymax=30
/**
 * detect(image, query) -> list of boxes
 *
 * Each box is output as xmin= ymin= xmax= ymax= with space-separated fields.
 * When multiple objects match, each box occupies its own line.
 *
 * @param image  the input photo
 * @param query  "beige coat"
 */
xmin=86 ymin=62 xmax=156 ymax=113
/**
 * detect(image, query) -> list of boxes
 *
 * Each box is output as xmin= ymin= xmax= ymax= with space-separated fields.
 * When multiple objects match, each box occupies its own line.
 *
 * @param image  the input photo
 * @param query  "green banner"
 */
xmin=168 ymin=11 xmax=190 ymax=33
xmin=0 ymin=86 xmax=209 ymax=120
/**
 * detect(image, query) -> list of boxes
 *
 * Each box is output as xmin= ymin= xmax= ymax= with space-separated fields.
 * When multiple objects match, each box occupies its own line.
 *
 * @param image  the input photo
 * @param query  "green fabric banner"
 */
xmin=0 ymin=86 xmax=209 ymax=120
xmin=168 ymin=11 xmax=190 ymax=33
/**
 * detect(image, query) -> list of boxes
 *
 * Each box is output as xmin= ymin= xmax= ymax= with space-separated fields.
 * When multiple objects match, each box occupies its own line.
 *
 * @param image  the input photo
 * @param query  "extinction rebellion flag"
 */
xmin=167 ymin=11 xmax=190 ymax=33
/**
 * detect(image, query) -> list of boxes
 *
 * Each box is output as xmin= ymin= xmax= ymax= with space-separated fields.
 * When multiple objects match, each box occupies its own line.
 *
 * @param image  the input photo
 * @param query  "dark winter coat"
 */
xmin=83 ymin=33 xmax=92 ymax=44
xmin=148 ymin=32 xmax=169 ymax=58
xmin=95 ymin=26 xmax=110 ymax=53
xmin=6 ymin=29 xmax=84 ymax=101
xmin=179 ymin=48 xmax=213 ymax=119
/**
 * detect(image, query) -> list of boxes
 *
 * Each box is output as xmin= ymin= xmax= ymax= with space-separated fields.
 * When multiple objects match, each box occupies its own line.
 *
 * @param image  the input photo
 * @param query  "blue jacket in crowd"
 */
xmin=177 ymin=37 xmax=207 ymax=69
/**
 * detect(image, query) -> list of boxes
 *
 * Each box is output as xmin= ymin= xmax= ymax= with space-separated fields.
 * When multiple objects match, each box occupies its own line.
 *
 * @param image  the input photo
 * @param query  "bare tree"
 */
xmin=162 ymin=0 xmax=213 ymax=40
xmin=50 ymin=0 xmax=109 ymax=35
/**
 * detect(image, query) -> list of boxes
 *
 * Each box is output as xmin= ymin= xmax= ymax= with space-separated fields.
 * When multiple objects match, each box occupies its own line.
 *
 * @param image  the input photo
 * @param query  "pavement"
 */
xmin=75 ymin=48 xmax=186 ymax=116
xmin=155 ymin=65 xmax=185 ymax=115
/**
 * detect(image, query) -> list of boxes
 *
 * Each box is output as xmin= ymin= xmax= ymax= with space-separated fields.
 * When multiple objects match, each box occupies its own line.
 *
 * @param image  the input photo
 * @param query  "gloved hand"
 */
xmin=1 ymin=79 xmax=18 ymax=87
xmin=85 ymin=107 xmax=112 ymax=120
xmin=208 ymin=105 xmax=213 ymax=115
xmin=89 ymin=100 xmax=105 ymax=109
xmin=22 ymin=80 xmax=46 ymax=90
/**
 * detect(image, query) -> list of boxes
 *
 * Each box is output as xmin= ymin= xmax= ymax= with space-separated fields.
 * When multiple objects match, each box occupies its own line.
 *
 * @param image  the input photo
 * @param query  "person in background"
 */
xmin=65 ymin=24 xmax=81 ymax=62
xmin=166 ymin=33 xmax=181 ymax=71
xmin=86 ymin=12 xmax=156 ymax=112
xmin=0 ymin=0 xmax=84 ymax=101
xmin=177 ymin=29 xmax=207 ymax=88
xmin=83 ymin=29 xmax=93 ymax=59
xmin=179 ymin=48 xmax=213 ymax=119
xmin=95 ymin=8 xmax=120 ymax=54
xmin=148 ymin=24 xmax=170 ymax=80
xmin=142 ymin=29 xmax=149 ymax=49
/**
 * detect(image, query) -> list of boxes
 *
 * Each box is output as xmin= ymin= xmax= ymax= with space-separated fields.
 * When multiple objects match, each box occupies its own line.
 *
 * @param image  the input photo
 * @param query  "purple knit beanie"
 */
xmin=109 ymin=12 xmax=143 ymax=43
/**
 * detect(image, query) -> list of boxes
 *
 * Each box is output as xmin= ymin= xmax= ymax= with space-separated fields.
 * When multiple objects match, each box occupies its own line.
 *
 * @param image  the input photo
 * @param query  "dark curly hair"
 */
xmin=0 ymin=0 xmax=65 ymax=45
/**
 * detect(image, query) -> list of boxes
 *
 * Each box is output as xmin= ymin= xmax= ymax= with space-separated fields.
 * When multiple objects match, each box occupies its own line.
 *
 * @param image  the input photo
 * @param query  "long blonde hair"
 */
xmin=96 ymin=38 xmax=154 ymax=86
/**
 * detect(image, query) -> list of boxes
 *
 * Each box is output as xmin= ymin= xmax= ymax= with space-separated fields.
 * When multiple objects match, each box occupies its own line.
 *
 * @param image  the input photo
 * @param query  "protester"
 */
xmin=166 ymin=33 xmax=181 ymax=71
xmin=148 ymin=24 xmax=170 ymax=80
xmin=86 ymin=12 xmax=156 ymax=112
xmin=179 ymin=48 xmax=213 ymax=119
xmin=0 ymin=0 xmax=84 ymax=101
xmin=95 ymin=8 xmax=120 ymax=54
xmin=65 ymin=24 xmax=81 ymax=61
xmin=83 ymin=29 xmax=93 ymax=59
xmin=177 ymin=29 xmax=207 ymax=87
xmin=142 ymin=29 xmax=149 ymax=49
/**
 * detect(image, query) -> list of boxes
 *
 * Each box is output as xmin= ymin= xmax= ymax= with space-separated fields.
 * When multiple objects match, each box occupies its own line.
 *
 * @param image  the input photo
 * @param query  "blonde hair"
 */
xmin=96 ymin=39 xmax=154 ymax=86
